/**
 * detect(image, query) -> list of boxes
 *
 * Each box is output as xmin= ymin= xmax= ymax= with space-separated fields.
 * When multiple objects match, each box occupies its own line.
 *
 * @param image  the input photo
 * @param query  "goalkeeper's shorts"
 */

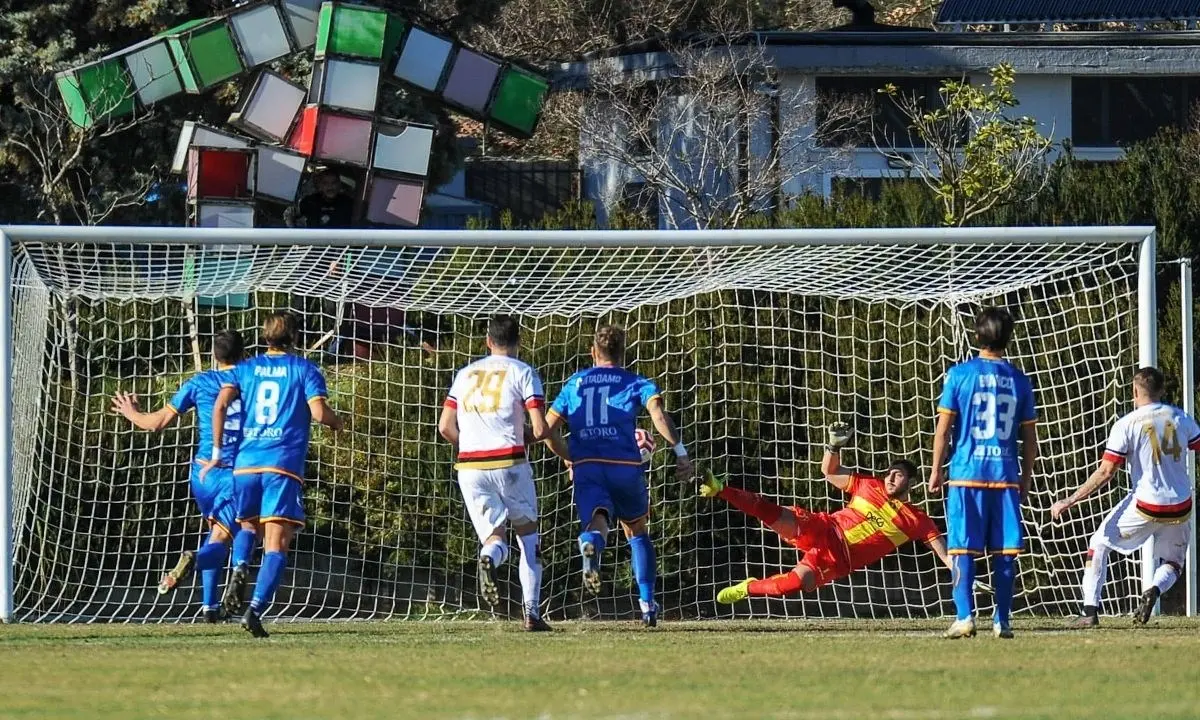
xmin=784 ymin=507 xmax=851 ymax=588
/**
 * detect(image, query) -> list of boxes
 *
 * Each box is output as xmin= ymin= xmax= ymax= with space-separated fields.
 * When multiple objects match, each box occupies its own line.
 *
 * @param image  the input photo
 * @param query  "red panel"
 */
xmin=289 ymin=105 xmax=320 ymax=157
xmin=188 ymin=148 xmax=251 ymax=201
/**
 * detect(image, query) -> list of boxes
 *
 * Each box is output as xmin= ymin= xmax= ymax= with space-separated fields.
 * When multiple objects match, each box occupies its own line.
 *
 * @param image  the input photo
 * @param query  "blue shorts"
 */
xmin=947 ymin=485 xmax=1023 ymax=555
xmin=189 ymin=462 xmax=237 ymax=535
xmin=573 ymin=463 xmax=649 ymax=526
xmin=234 ymin=471 xmax=306 ymax=527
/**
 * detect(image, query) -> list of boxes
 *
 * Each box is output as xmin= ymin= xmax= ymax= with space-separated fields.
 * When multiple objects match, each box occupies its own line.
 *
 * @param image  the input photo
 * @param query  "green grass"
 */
xmin=2 ymin=618 xmax=1199 ymax=719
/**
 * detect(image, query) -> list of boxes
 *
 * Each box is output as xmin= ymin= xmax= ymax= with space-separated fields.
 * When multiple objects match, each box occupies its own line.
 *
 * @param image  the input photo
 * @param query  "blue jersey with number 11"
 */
xmin=938 ymin=356 xmax=1037 ymax=483
xmin=226 ymin=351 xmax=328 ymax=481
xmin=549 ymin=367 xmax=661 ymax=465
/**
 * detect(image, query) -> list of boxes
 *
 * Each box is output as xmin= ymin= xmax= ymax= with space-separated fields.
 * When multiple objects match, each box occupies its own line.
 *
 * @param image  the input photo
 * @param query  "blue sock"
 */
xmin=195 ymin=542 xmax=229 ymax=610
xmin=953 ymin=554 xmax=976 ymax=621
xmin=579 ymin=530 xmax=606 ymax=564
xmin=231 ymin=529 xmax=256 ymax=568
xmin=250 ymin=551 xmax=287 ymax=612
xmin=628 ymin=534 xmax=657 ymax=608
xmin=992 ymin=555 xmax=1017 ymax=625
xmin=194 ymin=541 xmax=228 ymax=571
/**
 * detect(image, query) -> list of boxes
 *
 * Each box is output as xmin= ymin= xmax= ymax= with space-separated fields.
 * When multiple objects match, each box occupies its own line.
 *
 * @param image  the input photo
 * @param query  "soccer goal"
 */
xmin=0 ymin=225 xmax=1173 ymax=623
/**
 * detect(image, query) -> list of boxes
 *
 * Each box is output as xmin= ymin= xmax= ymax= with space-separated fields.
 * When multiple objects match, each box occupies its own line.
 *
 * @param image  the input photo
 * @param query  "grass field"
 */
xmin=2 ymin=618 xmax=1199 ymax=719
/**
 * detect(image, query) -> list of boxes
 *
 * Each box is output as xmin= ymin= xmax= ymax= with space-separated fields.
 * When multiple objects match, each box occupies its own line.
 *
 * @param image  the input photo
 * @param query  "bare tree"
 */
xmin=878 ymin=63 xmax=1054 ymax=226
xmin=2 ymin=72 xmax=160 ymax=225
xmin=571 ymin=33 xmax=864 ymax=229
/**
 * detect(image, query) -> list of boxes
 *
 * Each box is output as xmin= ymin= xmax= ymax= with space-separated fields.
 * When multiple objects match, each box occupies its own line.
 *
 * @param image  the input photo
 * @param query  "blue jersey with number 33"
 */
xmin=225 ymin=351 xmax=328 ymax=480
xmin=938 ymin=356 xmax=1037 ymax=483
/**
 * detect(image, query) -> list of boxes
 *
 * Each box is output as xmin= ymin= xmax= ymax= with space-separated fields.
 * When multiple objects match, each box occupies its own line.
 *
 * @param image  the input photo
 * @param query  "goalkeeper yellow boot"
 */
xmin=943 ymin=617 xmax=977 ymax=639
xmin=716 ymin=578 xmax=756 ymax=604
xmin=699 ymin=469 xmax=725 ymax=498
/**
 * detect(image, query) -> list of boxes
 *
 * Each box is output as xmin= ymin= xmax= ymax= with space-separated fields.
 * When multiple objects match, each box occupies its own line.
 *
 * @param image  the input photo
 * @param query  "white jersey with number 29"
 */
xmin=444 ymin=355 xmax=545 ymax=470
xmin=1102 ymin=402 xmax=1200 ymax=513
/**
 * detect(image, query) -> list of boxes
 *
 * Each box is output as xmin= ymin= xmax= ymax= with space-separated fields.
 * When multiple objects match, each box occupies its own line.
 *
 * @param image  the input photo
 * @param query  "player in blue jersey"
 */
xmin=111 ymin=329 xmax=248 ymax=623
xmin=208 ymin=311 xmax=342 ymax=638
xmin=544 ymin=325 xmax=694 ymax=627
xmin=930 ymin=307 xmax=1038 ymax=639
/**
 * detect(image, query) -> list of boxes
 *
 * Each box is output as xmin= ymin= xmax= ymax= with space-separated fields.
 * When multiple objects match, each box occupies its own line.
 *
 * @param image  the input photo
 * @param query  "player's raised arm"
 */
xmin=821 ymin=422 xmax=855 ymax=491
xmin=1051 ymin=458 xmax=1119 ymax=520
xmin=646 ymin=395 xmax=692 ymax=481
xmin=111 ymin=391 xmax=180 ymax=432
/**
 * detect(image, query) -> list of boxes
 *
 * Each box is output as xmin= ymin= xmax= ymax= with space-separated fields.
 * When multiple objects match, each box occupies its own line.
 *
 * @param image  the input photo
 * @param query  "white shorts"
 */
xmin=1091 ymin=494 xmax=1191 ymax=567
xmin=457 ymin=463 xmax=538 ymax=542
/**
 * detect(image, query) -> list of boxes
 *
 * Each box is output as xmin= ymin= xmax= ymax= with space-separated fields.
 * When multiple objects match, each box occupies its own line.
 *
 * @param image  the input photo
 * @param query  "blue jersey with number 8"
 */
xmin=225 ymin=351 xmax=329 ymax=481
xmin=938 ymin=356 xmax=1037 ymax=483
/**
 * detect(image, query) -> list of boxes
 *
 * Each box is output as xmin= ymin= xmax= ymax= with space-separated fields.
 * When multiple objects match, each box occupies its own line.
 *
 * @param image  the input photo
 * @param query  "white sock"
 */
xmin=481 ymin=539 xmax=508 ymax=566
xmin=1082 ymin=545 xmax=1110 ymax=608
xmin=516 ymin=532 xmax=542 ymax=619
xmin=1153 ymin=562 xmax=1180 ymax=594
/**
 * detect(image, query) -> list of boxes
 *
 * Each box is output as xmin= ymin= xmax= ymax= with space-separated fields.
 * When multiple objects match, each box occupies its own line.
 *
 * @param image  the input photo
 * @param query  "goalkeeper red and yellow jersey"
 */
xmin=830 ymin=475 xmax=941 ymax=570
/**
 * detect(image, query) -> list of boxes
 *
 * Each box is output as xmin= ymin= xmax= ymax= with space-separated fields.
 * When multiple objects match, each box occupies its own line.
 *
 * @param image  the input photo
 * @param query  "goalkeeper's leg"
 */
xmin=718 ymin=563 xmax=819 ymax=604
xmin=700 ymin=472 xmax=799 ymax=541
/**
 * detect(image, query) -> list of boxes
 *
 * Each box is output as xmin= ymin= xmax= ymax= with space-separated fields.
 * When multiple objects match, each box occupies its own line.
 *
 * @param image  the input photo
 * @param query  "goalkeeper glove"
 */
xmin=826 ymin=422 xmax=854 ymax=452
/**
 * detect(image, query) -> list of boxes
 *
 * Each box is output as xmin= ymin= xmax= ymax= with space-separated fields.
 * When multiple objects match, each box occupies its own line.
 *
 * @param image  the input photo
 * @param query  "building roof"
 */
xmin=936 ymin=0 xmax=1200 ymax=25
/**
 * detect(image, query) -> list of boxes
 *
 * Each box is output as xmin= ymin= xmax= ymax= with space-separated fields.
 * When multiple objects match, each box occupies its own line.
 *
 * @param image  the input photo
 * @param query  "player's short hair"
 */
xmin=887 ymin=459 xmax=919 ymax=487
xmin=593 ymin=324 xmax=626 ymax=363
xmin=212 ymin=329 xmax=244 ymax=365
xmin=1133 ymin=366 xmax=1165 ymax=399
xmin=262 ymin=311 xmax=299 ymax=349
xmin=487 ymin=315 xmax=520 ymax=348
xmin=975 ymin=307 xmax=1014 ymax=352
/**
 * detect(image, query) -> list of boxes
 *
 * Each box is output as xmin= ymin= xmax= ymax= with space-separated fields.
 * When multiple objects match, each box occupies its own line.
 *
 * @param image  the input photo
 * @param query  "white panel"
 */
xmin=123 ymin=40 xmax=182 ymax=105
xmin=230 ymin=5 xmax=293 ymax=67
xmin=323 ymin=60 xmax=379 ymax=112
xmin=372 ymin=123 xmax=433 ymax=176
xmin=243 ymin=73 xmax=306 ymax=141
xmin=393 ymin=28 xmax=452 ymax=90
xmin=256 ymin=147 xmax=307 ymax=202
xmin=171 ymin=122 xmax=251 ymax=174
xmin=282 ymin=0 xmax=323 ymax=49
xmin=197 ymin=203 xmax=255 ymax=228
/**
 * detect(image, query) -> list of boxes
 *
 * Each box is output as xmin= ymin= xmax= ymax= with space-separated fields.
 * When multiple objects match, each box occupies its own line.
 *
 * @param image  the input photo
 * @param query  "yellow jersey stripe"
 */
xmin=844 ymin=496 xmax=909 ymax=547
xmin=936 ymin=407 xmax=956 ymax=415
xmin=455 ymin=458 xmax=527 ymax=471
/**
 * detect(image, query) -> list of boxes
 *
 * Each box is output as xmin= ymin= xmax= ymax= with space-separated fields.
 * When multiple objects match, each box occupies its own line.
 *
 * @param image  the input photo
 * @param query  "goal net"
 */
xmin=1 ymin=227 xmax=1155 ymax=623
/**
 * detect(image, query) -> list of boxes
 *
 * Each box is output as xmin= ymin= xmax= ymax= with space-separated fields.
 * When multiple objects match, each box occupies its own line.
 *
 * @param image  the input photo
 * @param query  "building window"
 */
xmin=816 ymin=77 xmax=948 ymax=149
xmin=1072 ymin=77 xmax=1200 ymax=148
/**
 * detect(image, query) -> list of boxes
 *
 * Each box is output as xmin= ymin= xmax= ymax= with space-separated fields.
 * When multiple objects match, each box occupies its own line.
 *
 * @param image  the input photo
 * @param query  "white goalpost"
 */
xmin=0 ymin=225 xmax=1180 ymax=623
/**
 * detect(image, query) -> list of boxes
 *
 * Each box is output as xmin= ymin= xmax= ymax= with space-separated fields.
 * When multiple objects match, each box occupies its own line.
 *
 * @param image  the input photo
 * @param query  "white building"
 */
xmin=557 ymin=4 xmax=1200 ymax=227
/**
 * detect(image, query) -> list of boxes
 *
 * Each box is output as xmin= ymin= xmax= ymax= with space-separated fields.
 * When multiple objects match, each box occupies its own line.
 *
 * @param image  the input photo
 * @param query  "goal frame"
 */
xmin=0 ymin=224 xmax=1165 ymax=622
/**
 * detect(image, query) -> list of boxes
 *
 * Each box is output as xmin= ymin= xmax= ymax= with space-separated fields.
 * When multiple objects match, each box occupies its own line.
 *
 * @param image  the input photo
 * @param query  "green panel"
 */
xmin=382 ymin=14 xmax=407 ymax=60
xmin=167 ymin=37 xmax=200 ymax=92
xmin=315 ymin=2 xmax=333 ymax=57
xmin=187 ymin=23 xmax=243 ymax=89
xmin=55 ymin=73 xmax=90 ymax=129
xmin=330 ymin=4 xmax=387 ymax=59
xmin=489 ymin=67 xmax=548 ymax=136
xmin=55 ymin=59 xmax=136 ymax=128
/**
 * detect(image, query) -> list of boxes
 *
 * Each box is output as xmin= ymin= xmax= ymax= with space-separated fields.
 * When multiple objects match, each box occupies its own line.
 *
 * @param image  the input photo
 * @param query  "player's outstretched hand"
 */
xmin=675 ymin=455 xmax=695 ymax=482
xmin=1050 ymin=499 xmax=1072 ymax=520
xmin=111 ymin=391 xmax=139 ymax=418
xmin=826 ymin=422 xmax=854 ymax=450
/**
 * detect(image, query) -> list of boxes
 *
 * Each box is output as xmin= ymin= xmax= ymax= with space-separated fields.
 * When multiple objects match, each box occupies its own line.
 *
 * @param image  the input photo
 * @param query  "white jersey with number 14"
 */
xmin=1102 ymin=402 xmax=1200 ymax=516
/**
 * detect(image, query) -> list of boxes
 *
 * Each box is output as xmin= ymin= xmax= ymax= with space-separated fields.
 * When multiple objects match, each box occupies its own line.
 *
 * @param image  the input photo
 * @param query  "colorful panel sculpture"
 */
xmin=171 ymin=121 xmax=253 ymax=174
xmin=315 ymin=2 xmax=404 ymax=61
xmin=315 ymin=112 xmax=374 ymax=165
xmin=229 ymin=2 xmax=294 ymax=68
xmin=372 ymin=120 xmax=433 ymax=177
xmin=441 ymin=48 xmax=501 ymax=115
xmin=121 ymin=36 xmax=185 ymax=106
xmin=392 ymin=26 xmax=452 ymax=91
xmin=228 ymin=70 xmax=306 ymax=143
xmin=187 ymin=147 xmax=255 ymax=201
xmin=309 ymin=58 xmax=380 ymax=113
xmin=488 ymin=65 xmax=549 ymax=138
xmin=164 ymin=17 xmax=245 ymax=93
xmin=365 ymin=173 xmax=424 ymax=226
xmin=55 ymin=59 xmax=135 ymax=129
xmin=255 ymin=147 xmax=308 ymax=203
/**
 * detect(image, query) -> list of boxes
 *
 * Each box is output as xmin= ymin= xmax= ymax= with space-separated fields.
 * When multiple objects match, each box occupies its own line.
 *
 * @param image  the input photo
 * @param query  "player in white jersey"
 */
xmin=438 ymin=315 xmax=554 ymax=632
xmin=1052 ymin=367 xmax=1200 ymax=626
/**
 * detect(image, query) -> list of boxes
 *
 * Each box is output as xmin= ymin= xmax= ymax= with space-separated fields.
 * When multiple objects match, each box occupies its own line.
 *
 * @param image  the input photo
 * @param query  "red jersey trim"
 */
xmin=1102 ymin=450 xmax=1126 ymax=465
xmin=525 ymin=396 xmax=545 ymax=409
xmin=1135 ymin=498 xmax=1192 ymax=522
xmin=457 ymin=446 xmax=526 ymax=461
xmin=1188 ymin=433 xmax=1200 ymax=451
xmin=444 ymin=397 xmax=458 ymax=410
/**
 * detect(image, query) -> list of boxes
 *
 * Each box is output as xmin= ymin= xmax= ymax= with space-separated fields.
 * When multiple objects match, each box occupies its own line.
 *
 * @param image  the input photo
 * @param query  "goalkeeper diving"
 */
xmin=705 ymin=423 xmax=952 ymax=602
